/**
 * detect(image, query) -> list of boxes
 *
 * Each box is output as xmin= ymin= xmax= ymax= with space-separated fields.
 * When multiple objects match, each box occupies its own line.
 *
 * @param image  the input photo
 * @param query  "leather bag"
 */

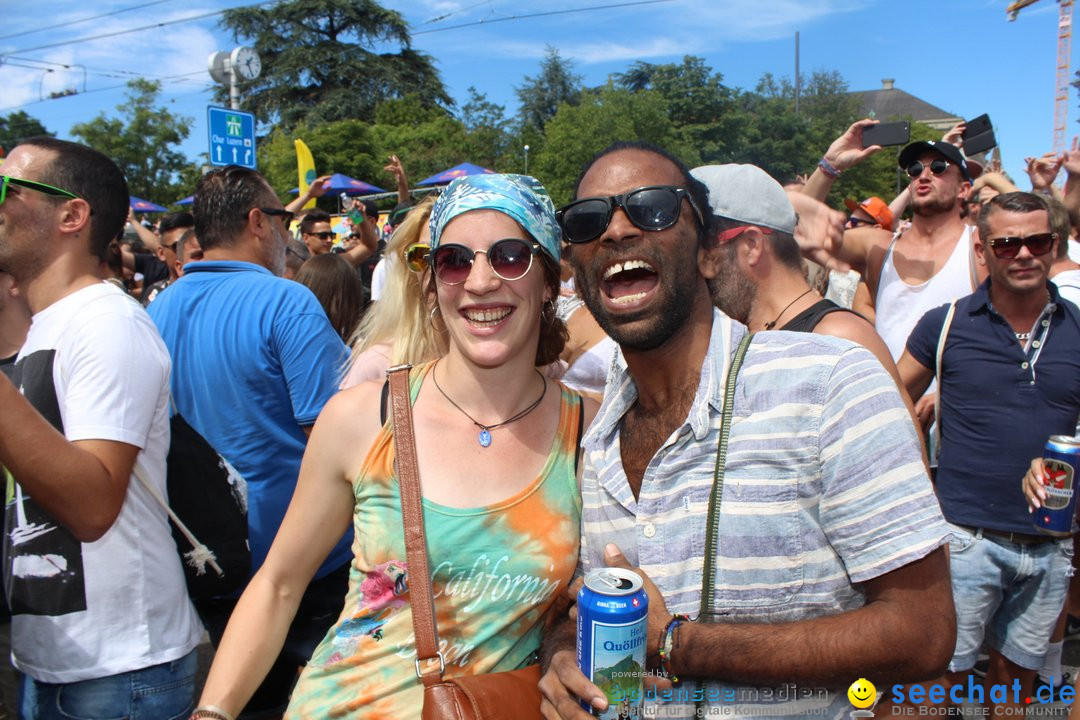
xmin=386 ymin=366 xmax=544 ymax=720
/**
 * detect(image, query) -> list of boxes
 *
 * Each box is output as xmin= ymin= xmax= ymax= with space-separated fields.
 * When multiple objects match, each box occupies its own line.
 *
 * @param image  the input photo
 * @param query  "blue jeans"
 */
xmin=947 ymin=524 xmax=1073 ymax=671
xmin=18 ymin=649 xmax=197 ymax=720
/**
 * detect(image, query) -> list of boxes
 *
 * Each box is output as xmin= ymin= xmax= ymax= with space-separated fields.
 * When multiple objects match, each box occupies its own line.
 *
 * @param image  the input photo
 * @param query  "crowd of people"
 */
xmin=2 ymin=115 xmax=1080 ymax=720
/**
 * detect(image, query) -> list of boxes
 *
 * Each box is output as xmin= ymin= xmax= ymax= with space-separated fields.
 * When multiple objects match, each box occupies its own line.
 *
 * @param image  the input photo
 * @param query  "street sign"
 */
xmin=207 ymin=106 xmax=256 ymax=169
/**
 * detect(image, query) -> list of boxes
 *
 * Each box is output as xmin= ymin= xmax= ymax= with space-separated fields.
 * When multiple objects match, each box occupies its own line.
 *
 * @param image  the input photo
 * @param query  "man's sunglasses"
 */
xmin=259 ymin=207 xmax=295 ymax=225
xmin=307 ymin=231 xmax=333 ymax=240
xmin=986 ymin=233 xmax=1056 ymax=260
xmin=556 ymin=185 xmax=704 ymax=244
xmin=905 ymin=159 xmax=952 ymax=179
xmin=846 ymin=217 xmax=878 ymax=229
xmin=0 ymin=175 xmax=82 ymax=205
xmin=404 ymin=242 xmax=430 ymax=272
xmin=428 ymin=238 xmax=539 ymax=285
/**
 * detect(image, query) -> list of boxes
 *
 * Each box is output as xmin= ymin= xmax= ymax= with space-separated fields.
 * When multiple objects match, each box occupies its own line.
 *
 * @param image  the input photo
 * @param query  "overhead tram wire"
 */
xmin=412 ymin=0 xmax=677 ymax=35
xmin=4 ymin=1 xmax=277 ymax=55
xmin=0 ymin=0 xmax=180 ymax=42
xmin=0 ymin=70 xmax=210 ymax=114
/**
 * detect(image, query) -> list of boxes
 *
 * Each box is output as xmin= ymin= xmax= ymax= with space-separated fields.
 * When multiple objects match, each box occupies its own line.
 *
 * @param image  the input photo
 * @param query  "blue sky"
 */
xmin=1 ymin=0 xmax=1072 ymax=201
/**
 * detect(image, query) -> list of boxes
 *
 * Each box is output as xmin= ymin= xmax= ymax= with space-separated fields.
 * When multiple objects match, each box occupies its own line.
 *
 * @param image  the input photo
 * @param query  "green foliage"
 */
xmin=460 ymin=87 xmax=511 ymax=170
xmin=515 ymin=47 xmax=583 ymax=133
xmin=531 ymin=85 xmax=688 ymax=206
xmin=220 ymin=0 xmax=451 ymax=130
xmin=258 ymin=118 xmax=381 ymax=209
xmin=0 ymin=111 xmax=52 ymax=155
xmin=70 ymin=79 xmax=195 ymax=202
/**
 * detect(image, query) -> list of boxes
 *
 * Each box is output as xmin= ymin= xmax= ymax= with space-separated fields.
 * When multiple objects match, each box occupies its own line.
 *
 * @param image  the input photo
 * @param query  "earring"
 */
xmin=429 ymin=305 xmax=448 ymax=334
xmin=541 ymin=299 xmax=556 ymax=323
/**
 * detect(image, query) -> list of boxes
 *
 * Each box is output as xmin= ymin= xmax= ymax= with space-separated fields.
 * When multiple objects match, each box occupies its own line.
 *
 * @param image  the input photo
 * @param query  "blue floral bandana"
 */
xmin=429 ymin=173 xmax=560 ymax=262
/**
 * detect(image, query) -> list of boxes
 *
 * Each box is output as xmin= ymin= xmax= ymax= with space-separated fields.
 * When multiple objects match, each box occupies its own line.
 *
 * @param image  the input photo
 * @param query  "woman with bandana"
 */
xmin=192 ymin=174 xmax=596 ymax=720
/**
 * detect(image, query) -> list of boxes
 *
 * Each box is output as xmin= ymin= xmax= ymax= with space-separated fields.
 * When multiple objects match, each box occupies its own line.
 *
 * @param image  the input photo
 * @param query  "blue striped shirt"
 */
xmin=580 ymin=310 xmax=949 ymax=718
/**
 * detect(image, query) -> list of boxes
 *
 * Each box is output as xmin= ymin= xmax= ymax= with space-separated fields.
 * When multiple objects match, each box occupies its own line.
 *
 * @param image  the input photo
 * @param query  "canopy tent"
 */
xmin=416 ymin=162 xmax=495 ymax=186
xmin=289 ymin=173 xmax=386 ymax=196
xmin=130 ymin=196 xmax=168 ymax=213
xmin=174 ymin=195 xmax=194 ymax=206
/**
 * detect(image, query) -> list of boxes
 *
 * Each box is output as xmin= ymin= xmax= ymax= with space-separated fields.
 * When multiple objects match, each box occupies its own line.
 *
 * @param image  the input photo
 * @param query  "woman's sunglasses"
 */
xmin=404 ymin=242 xmax=430 ymax=272
xmin=986 ymin=233 xmax=1056 ymax=260
xmin=556 ymin=185 xmax=704 ymax=245
xmin=905 ymin=159 xmax=951 ymax=179
xmin=429 ymin=238 xmax=539 ymax=285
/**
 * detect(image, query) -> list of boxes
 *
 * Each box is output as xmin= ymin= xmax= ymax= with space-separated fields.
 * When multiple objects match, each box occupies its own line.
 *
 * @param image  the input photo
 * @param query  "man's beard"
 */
xmin=707 ymin=250 xmax=756 ymax=325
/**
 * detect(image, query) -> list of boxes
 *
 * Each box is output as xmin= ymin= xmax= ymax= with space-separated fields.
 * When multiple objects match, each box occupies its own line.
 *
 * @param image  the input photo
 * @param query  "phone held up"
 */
xmin=861 ymin=121 xmax=911 ymax=149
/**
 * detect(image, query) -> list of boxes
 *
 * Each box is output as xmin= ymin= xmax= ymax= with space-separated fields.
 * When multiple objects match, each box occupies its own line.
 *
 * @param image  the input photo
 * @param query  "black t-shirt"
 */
xmin=133 ymin=253 xmax=169 ymax=287
xmin=781 ymin=299 xmax=860 ymax=333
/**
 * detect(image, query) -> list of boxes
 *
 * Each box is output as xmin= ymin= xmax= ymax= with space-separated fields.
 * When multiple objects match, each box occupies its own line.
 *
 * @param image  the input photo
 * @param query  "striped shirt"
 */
xmin=580 ymin=310 xmax=949 ymax=718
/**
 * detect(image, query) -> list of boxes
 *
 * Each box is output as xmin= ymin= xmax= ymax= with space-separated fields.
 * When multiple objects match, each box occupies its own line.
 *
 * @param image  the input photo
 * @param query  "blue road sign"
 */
xmin=207 ymin=107 xmax=256 ymax=169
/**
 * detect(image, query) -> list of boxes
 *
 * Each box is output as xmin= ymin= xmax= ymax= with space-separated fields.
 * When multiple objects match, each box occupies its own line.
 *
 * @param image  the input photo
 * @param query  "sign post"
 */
xmin=207 ymin=107 xmax=256 ymax=169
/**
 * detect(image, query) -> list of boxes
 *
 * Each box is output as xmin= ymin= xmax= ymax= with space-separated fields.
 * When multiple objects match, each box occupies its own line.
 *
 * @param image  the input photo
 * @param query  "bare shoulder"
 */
xmin=815 ymin=311 xmax=895 ymax=366
xmin=312 ymin=379 xmax=386 ymax=451
xmin=844 ymin=226 xmax=892 ymax=257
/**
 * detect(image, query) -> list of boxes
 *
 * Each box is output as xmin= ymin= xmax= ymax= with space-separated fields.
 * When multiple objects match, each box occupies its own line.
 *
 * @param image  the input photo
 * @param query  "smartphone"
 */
xmin=862 ymin=121 xmax=910 ymax=148
xmin=962 ymin=114 xmax=996 ymax=155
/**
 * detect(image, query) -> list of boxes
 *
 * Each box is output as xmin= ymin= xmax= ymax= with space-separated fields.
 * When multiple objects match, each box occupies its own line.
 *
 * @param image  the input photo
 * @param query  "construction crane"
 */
xmin=1007 ymin=0 xmax=1075 ymax=155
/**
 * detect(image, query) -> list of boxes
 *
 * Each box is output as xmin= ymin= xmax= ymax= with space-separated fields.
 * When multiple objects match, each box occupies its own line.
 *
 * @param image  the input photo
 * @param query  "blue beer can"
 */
xmin=577 ymin=568 xmax=648 ymax=719
xmin=1034 ymin=435 xmax=1080 ymax=537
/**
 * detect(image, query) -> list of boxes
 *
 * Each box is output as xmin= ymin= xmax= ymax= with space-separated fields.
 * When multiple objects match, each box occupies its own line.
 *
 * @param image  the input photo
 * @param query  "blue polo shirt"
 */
xmin=149 ymin=260 xmax=351 ymax=581
xmin=907 ymin=280 xmax=1080 ymax=534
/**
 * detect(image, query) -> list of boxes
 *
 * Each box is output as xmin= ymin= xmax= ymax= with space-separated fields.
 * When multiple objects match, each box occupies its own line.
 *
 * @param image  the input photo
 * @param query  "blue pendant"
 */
xmin=478 ymin=428 xmax=492 ymax=447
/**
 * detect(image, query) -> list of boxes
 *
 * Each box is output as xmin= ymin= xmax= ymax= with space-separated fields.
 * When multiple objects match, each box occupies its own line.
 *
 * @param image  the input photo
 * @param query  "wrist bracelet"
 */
xmin=818 ymin=156 xmax=841 ymax=179
xmin=190 ymin=706 xmax=235 ymax=720
xmin=658 ymin=613 xmax=691 ymax=684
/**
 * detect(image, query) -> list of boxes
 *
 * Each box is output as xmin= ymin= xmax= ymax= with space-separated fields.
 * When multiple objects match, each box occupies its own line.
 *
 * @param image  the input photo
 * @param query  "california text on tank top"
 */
xmin=875 ymin=225 xmax=976 ymax=363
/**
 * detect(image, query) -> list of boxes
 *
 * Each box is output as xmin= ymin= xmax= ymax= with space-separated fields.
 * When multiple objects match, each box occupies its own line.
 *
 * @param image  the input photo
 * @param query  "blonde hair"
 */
xmin=346 ymin=196 xmax=445 ymax=371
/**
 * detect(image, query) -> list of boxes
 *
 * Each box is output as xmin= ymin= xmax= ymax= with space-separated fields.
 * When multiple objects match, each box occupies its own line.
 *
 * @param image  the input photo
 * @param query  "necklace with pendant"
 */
xmin=431 ymin=364 xmax=547 ymax=448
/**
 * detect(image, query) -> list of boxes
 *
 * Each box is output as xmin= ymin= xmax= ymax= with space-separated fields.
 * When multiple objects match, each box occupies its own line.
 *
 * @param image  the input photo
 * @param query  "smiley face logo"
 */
xmin=847 ymin=678 xmax=876 ymax=709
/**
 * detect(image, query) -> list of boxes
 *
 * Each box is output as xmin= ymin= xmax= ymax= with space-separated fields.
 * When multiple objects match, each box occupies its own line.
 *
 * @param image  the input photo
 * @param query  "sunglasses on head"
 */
xmin=404 ymin=242 xmax=430 ymax=272
xmin=905 ymin=159 xmax=951 ymax=179
xmin=0 ymin=174 xmax=82 ymax=205
xmin=428 ymin=238 xmax=539 ymax=285
xmin=557 ymin=185 xmax=704 ymax=244
xmin=986 ymin=233 xmax=1056 ymax=259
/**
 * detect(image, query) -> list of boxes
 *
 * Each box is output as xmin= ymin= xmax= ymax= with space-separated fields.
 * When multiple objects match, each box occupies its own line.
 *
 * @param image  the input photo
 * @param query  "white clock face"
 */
xmin=232 ymin=47 xmax=261 ymax=81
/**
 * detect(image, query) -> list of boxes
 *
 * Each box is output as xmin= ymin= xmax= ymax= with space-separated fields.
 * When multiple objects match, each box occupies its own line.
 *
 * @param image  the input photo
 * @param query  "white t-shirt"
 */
xmin=369 ymin=257 xmax=388 ymax=301
xmin=1052 ymin=268 xmax=1080 ymax=307
xmin=8 ymin=282 xmax=202 ymax=683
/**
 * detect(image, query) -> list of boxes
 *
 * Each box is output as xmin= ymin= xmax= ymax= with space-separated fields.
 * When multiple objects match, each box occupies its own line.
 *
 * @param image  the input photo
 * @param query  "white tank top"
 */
xmin=875 ymin=225 xmax=976 ymax=362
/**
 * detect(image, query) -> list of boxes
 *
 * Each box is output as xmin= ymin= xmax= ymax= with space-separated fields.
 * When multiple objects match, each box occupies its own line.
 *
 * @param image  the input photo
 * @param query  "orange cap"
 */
xmin=844 ymin=196 xmax=894 ymax=230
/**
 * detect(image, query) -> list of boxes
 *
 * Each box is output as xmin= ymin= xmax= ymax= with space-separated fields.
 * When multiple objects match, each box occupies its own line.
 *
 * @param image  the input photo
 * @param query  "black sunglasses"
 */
xmin=259 ymin=207 xmax=295 ymax=226
xmin=557 ymin=185 xmax=704 ymax=244
xmin=905 ymin=159 xmax=951 ymax=179
xmin=307 ymin=231 xmax=333 ymax=240
xmin=986 ymin=233 xmax=1056 ymax=260
xmin=428 ymin=238 xmax=539 ymax=285
xmin=846 ymin=217 xmax=877 ymax=229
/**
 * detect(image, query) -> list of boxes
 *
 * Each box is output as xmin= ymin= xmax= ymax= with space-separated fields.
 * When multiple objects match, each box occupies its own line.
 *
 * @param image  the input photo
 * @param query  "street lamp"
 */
xmin=524 ymin=145 xmax=530 ymax=174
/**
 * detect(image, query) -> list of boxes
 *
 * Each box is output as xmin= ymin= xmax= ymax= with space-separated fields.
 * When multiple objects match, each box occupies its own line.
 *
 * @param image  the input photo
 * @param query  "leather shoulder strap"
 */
xmin=386 ymin=365 xmax=444 ymax=686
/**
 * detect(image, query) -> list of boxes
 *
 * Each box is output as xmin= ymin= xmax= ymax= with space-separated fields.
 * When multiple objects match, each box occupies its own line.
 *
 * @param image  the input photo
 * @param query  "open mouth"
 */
xmin=463 ymin=306 xmax=513 ymax=327
xmin=602 ymin=259 xmax=659 ymax=305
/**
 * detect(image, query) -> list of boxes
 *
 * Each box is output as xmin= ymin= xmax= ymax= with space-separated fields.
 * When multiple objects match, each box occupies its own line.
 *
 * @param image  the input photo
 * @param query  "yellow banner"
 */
xmin=295 ymin=139 xmax=317 ymax=210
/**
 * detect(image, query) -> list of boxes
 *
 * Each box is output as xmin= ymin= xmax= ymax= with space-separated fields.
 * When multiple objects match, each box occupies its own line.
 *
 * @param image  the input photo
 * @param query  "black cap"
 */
xmin=898 ymin=141 xmax=975 ymax=183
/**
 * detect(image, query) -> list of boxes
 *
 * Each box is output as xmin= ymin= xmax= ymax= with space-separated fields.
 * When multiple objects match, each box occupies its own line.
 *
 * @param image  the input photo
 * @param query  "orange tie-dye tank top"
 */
xmin=286 ymin=363 xmax=583 ymax=719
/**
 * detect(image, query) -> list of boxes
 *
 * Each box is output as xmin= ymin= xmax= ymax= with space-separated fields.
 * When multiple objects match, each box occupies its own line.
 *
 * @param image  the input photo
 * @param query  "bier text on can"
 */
xmin=1034 ymin=435 xmax=1080 ymax=537
xmin=577 ymin=568 xmax=648 ymax=719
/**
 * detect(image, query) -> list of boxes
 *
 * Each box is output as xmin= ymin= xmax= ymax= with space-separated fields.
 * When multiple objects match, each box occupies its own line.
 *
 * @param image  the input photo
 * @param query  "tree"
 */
xmin=70 ymin=79 xmax=195 ymax=202
xmin=613 ymin=56 xmax=745 ymax=165
xmin=220 ymin=0 xmax=451 ymax=130
xmin=0 ymin=111 xmax=52 ymax=156
xmin=515 ymin=47 xmax=583 ymax=133
xmin=371 ymin=96 xmax=470 ymax=188
xmin=460 ymin=87 xmax=511 ymax=171
xmin=533 ymin=85 xmax=689 ymax=206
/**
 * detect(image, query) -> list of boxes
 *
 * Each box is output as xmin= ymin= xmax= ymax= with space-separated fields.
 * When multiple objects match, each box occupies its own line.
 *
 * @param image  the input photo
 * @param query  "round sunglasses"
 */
xmin=404 ymin=242 xmax=430 ymax=272
xmin=986 ymin=232 xmax=1056 ymax=259
xmin=556 ymin=185 xmax=704 ymax=245
xmin=429 ymin=238 xmax=540 ymax=285
xmin=905 ymin=159 xmax=952 ymax=179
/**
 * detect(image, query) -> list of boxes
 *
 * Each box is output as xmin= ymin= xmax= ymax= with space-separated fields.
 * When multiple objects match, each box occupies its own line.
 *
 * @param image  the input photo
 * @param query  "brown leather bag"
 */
xmin=386 ymin=366 xmax=545 ymax=720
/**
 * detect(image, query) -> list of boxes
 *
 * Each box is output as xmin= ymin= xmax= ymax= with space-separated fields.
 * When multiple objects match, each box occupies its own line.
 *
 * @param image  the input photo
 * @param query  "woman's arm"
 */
xmin=196 ymin=384 xmax=383 ymax=716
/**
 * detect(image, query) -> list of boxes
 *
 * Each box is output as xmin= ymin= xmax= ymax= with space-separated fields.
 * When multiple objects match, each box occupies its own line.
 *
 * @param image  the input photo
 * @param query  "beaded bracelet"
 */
xmin=818 ymin=156 xmax=842 ymax=179
xmin=190 ymin=706 xmax=235 ymax=720
xmin=658 ymin=613 xmax=691 ymax=684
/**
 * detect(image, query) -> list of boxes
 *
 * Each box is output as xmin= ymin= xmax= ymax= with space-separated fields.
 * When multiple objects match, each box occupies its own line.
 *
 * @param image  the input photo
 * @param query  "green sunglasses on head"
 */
xmin=0 ymin=174 xmax=82 ymax=205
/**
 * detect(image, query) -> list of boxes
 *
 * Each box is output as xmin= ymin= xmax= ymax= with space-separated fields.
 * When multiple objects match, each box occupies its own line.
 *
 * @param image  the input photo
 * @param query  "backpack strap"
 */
xmin=132 ymin=461 xmax=223 ymax=577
